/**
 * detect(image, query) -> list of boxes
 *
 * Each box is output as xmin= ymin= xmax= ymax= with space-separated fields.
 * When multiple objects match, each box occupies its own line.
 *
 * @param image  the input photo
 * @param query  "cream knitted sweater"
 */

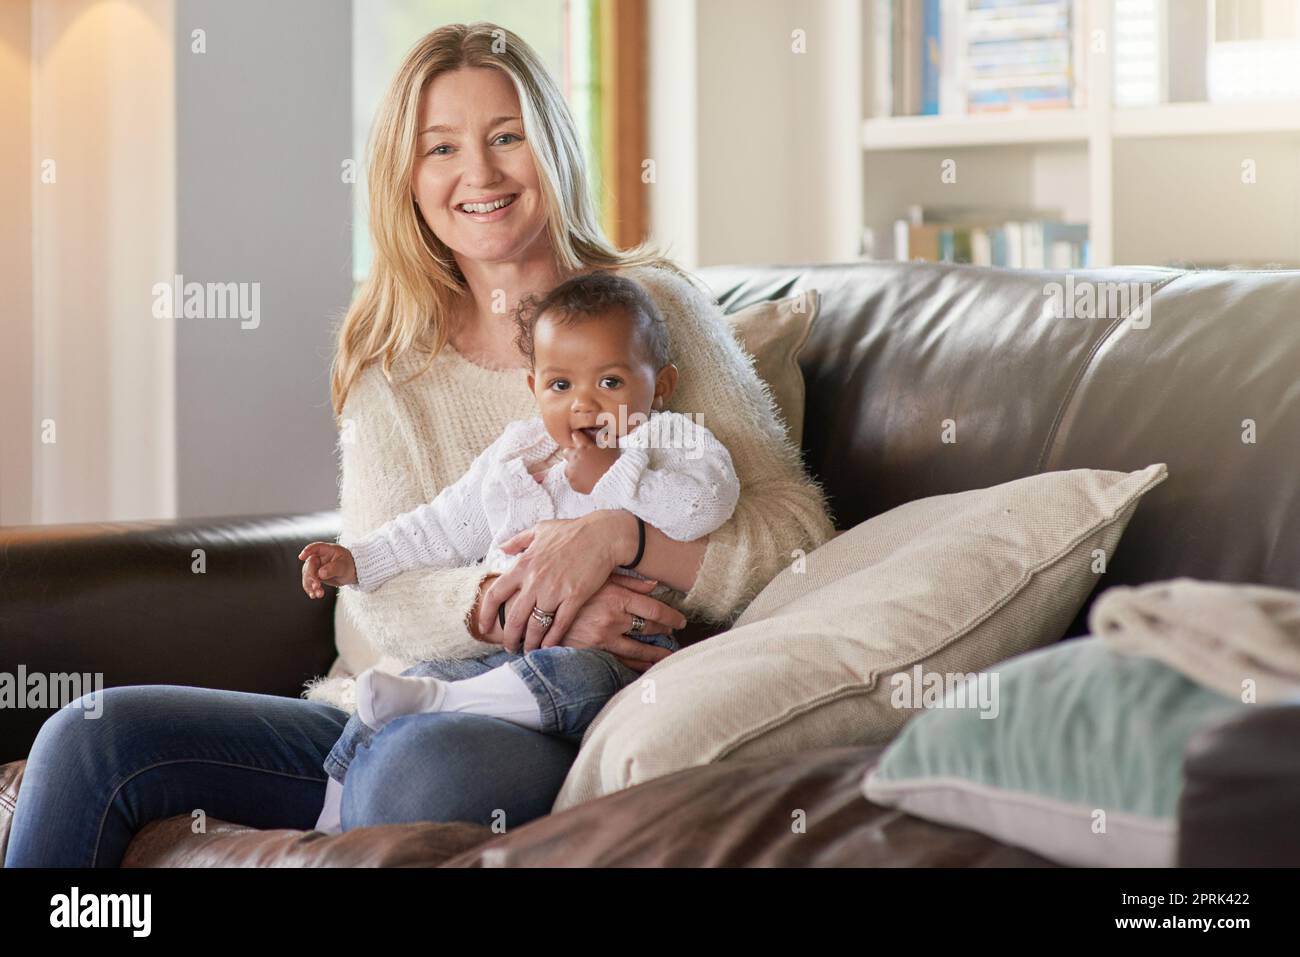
xmin=346 ymin=410 xmax=740 ymax=589
xmin=303 ymin=263 xmax=836 ymax=712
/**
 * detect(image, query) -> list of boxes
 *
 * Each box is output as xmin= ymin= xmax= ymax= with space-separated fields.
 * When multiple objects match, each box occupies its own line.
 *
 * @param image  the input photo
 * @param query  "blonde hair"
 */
xmin=330 ymin=21 xmax=695 ymax=418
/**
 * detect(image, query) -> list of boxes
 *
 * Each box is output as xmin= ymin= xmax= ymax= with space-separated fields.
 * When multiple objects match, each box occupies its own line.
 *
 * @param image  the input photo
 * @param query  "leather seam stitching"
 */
xmin=1035 ymin=273 xmax=1183 ymax=473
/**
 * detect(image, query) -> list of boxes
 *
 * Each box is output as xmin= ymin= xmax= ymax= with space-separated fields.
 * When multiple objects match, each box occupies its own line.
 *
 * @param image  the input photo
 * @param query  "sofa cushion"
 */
xmin=120 ymin=814 xmax=494 ymax=867
xmin=552 ymin=463 xmax=1167 ymax=812
xmin=863 ymin=636 xmax=1246 ymax=867
xmin=444 ymin=746 xmax=1055 ymax=867
xmin=1179 ymin=698 xmax=1300 ymax=866
xmin=723 ymin=290 xmax=819 ymax=448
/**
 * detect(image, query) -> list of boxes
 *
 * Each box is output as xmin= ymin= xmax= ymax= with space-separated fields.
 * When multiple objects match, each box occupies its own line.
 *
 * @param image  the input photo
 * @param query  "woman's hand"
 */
xmin=476 ymin=509 xmax=666 ymax=651
xmin=556 ymin=574 xmax=685 ymax=672
xmin=298 ymin=542 xmax=357 ymax=597
xmin=470 ymin=572 xmax=685 ymax=672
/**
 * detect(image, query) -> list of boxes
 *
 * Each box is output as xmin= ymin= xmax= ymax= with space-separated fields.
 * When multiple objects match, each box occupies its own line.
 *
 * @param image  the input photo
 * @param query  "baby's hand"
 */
xmin=298 ymin=542 xmax=357 ymax=598
xmin=564 ymin=428 xmax=622 ymax=494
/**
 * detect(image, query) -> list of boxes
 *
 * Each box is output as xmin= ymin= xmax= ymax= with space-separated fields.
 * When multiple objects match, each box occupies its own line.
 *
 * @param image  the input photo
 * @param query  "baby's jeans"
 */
xmin=323 ymin=632 xmax=678 ymax=785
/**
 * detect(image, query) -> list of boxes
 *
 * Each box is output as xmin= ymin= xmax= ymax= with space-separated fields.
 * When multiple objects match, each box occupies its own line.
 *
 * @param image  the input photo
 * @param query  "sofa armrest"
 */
xmin=0 ymin=511 xmax=341 ymax=762
xmin=1177 ymin=701 xmax=1300 ymax=866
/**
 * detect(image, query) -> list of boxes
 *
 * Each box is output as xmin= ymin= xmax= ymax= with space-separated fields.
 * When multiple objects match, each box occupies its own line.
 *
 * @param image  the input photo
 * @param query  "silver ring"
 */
xmin=626 ymin=614 xmax=645 ymax=637
xmin=530 ymin=606 xmax=556 ymax=630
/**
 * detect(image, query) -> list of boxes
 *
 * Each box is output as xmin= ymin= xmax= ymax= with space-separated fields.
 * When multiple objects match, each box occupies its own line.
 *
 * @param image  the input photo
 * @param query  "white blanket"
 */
xmin=1089 ymin=577 xmax=1300 ymax=703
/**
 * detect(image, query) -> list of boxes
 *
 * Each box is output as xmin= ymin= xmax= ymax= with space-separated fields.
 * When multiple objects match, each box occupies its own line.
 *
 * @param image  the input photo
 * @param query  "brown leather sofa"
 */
xmin=4 ymin=260 xmax=1299 ymax=866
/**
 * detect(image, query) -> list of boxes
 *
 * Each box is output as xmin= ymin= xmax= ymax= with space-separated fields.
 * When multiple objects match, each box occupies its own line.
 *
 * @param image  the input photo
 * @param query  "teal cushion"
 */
xmin=862 ymin=636 xmax=1246 ymax=866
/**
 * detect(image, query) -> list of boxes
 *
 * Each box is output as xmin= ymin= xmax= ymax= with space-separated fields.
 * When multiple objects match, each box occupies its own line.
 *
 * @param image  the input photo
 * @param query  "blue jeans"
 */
xmin=3 ymin=683 xmax=587 ymax=868
xmin=324 ymin=634 xmax=678 ymax=785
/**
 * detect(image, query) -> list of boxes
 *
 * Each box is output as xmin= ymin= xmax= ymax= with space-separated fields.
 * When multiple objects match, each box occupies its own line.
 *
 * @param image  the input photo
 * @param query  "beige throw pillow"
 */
xmin=552 ymin=463 xmax=1169 ymax=812
xmin=722 ymin=290 xmax=819 ymax=449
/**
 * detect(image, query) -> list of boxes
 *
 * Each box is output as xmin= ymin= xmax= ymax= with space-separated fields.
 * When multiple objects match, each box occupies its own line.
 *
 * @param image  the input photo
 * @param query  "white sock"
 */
xmin=355 ymin=668 xmax=448 ymax=730
xmin=439 ymin=664 xmax=544 ymax=730
xmin=355 ymin=664 xmax=544 ymax=732
xmin=315 ymin=777 xmax=344 ymax=834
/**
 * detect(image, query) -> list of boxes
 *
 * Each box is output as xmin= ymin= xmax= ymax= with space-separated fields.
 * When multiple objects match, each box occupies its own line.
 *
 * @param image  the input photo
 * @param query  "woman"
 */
xmin=4 ymin=22 xmax=834 ymax=867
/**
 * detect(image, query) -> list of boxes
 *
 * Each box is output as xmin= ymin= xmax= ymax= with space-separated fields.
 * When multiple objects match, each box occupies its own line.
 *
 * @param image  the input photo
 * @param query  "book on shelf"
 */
xmin=922 ymin=0 xmax=942 ymax=115
xmin=872 ymin=0 xmax=1087 ymax=118
xmin=893 ymin=206 xmax=1089 ymax=268
xmin=871 ymin=0 xmax=1300 ymax=118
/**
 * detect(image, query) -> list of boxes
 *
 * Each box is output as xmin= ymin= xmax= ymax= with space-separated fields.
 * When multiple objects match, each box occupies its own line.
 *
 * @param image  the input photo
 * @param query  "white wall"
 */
xmin=647 ymin=0 xmax=700 ymax=268
xmin=28 ymin=0 xmax=177 ymax=524
xmin=647 ymin=0 xmax=865 ymax=268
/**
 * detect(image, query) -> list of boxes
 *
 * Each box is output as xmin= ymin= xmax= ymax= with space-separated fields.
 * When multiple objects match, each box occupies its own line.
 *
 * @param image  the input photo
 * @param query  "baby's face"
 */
xmin=527 ymin=311 xmax=670 ymax=449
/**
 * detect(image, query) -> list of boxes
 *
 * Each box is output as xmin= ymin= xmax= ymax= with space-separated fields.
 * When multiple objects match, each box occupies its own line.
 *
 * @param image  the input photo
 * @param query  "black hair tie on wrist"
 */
xmin=622 ymin=516 xmax=646 ymax=570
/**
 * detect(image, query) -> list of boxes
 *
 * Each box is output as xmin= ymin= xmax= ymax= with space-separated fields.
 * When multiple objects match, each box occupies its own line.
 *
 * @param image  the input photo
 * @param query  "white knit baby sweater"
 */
xmin=346 ymin=411 xmax=740 ymax=592
xmin=303 ymin=263 xmax=836 ymax=712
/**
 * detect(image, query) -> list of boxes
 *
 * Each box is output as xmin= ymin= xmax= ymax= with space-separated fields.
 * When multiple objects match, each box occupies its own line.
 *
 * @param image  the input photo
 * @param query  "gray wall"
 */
xmin=175 ymin=0 xmax=353 ymax=518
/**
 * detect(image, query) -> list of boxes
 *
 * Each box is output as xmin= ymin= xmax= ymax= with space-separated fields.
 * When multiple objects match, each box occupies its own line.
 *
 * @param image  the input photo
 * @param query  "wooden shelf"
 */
xmin=1113 ymin=101 xmax=1300 ymax=138
xmin=864 ymin=101 xmax=1300 ymax=151
xmin=862 ymin=111 xmax=1089 ymax=151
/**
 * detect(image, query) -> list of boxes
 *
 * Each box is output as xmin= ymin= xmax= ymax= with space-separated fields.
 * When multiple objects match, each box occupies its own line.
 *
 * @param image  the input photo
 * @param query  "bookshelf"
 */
xmin=1111 ymin=99 xmax=1300 ymax=137
xmin=863 ymin=0 xmax=1300 ymax=269
xmin=863 ymin=110 xmax=1089 ymax=149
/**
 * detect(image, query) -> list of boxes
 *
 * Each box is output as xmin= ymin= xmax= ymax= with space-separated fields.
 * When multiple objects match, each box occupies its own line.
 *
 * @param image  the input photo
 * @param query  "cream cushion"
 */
xmin=552 ymin=463 xmax=1169 ymax=812
xmin=721 ymin=290 xmax=819 ymax=448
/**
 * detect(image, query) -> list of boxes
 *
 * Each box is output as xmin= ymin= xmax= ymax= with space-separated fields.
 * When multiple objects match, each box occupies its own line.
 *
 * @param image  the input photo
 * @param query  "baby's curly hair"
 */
xmin=512 ymin=270 xmax=671 ymax=370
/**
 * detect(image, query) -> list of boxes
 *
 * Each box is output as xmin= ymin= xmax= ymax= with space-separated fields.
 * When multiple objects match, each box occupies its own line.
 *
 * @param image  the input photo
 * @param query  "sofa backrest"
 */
xmin=696 ymin=260 xmax=1300 ymax=632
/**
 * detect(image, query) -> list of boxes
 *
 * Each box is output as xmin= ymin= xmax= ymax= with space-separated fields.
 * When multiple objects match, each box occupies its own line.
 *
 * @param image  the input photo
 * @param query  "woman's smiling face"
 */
xmin=412 ymin=67 xmax=549 ymax=267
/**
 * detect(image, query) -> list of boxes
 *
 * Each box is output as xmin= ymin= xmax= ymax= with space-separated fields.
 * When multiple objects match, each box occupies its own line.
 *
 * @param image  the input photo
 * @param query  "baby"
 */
xmin=298 ymin=270 xmax=740 ymax=833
